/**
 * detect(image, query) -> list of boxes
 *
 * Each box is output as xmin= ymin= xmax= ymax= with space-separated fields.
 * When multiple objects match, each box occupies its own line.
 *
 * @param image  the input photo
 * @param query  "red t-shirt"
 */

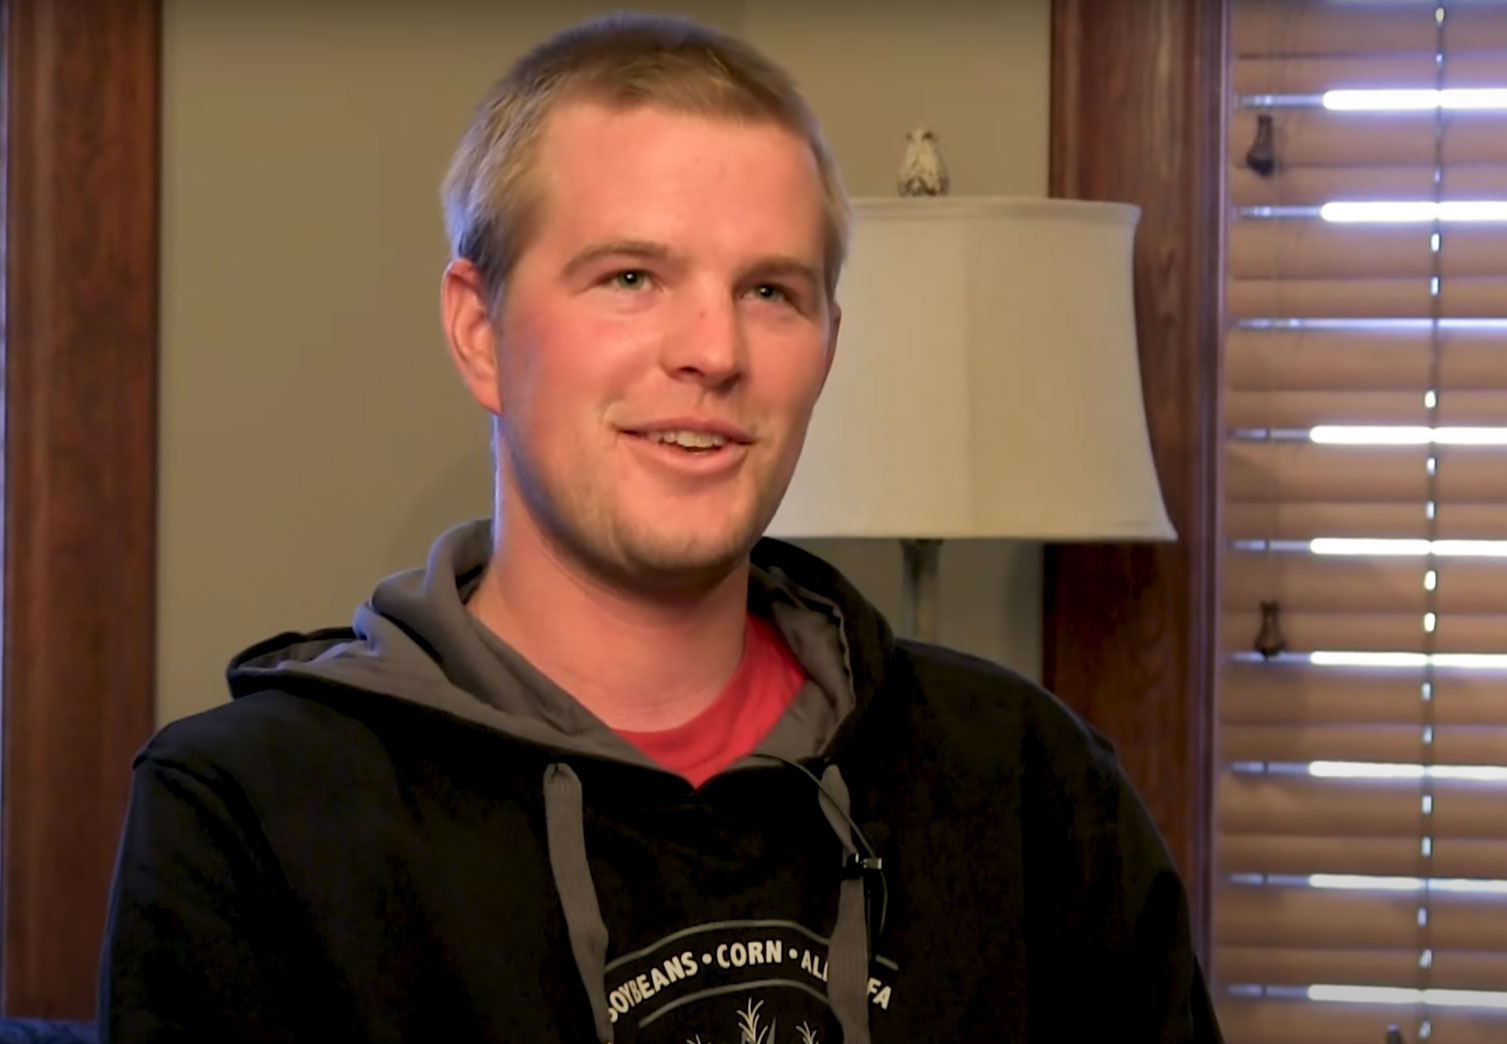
xmin=614 ymin=614 xmax=806 ymax=788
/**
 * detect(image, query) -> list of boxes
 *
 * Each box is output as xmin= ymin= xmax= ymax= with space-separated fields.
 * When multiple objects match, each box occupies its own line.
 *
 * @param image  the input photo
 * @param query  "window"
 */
xmin=1218 ymin=2 xmax=1507 ymax=1042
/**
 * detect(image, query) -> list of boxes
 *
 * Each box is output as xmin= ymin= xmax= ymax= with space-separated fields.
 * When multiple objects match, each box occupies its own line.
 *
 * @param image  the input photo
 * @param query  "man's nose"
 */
xmin=661 ymin=290 xmax=745 ymax=388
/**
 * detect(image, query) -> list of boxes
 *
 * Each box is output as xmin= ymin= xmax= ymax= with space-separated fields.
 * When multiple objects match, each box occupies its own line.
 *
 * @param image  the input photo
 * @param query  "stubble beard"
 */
xmin=505 ymin=439 xmax=782 ymax=601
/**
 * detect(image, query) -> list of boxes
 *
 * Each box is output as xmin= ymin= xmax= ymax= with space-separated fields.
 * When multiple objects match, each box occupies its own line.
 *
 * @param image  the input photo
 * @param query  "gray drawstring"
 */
xmin=543 ymin=763 xmax=614 ymax=1043
xmin=816 ymin=764 xmax=875 ymax=1044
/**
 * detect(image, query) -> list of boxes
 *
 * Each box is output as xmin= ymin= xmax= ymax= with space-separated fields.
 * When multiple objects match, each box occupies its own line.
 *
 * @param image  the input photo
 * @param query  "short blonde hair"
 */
xmin=441 ymin=12 xmax=850 ymax=311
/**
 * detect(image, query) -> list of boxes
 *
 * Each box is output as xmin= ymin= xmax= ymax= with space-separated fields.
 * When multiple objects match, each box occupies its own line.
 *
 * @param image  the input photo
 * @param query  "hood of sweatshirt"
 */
xmin=225 ymin=518 xmax=896 ymax=1043
xmin=228 ymin=518 xmax=890 ymax=766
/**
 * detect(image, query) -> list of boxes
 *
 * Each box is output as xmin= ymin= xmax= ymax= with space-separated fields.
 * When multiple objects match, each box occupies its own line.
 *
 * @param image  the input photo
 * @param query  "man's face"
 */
xmin=491 ymin=101 xmax=838 ymax=589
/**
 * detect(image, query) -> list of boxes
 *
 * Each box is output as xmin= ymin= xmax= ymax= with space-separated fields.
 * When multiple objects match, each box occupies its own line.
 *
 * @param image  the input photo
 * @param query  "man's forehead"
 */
xmin=529 ymin=99 xmax=826 ymax=255
xmin=537 ymin=97 xmax=813 ymax=173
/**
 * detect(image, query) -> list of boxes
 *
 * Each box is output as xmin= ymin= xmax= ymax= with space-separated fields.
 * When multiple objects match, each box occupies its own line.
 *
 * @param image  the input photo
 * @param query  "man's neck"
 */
xmin=466 ymin=521 xmax=751 ymax=733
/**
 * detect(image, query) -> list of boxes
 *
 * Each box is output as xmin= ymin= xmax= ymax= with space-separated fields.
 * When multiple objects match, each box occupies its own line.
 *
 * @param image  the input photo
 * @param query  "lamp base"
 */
xmin=900 ymin=538 xmax=943 ymax=643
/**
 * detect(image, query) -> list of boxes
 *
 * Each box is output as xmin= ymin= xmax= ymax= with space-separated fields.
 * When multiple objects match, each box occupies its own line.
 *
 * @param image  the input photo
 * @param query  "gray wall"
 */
xmin=158 ymin=0 xmax=1051 ymax=725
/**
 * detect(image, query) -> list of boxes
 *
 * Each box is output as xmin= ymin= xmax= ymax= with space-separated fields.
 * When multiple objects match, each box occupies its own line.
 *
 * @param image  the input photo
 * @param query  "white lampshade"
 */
xmin=767 ymin=196 xmax=1176 ymax=542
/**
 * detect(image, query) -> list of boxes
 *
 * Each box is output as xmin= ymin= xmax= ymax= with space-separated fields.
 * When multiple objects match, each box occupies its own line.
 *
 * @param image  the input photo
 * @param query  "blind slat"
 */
xmin=1217 ymin=1000 xmax=1507 ymax=1044
xmin=1233 ymin=4 xmax=1443 ymax=58
xmin=1228 ymin=109 xmax=1507 ymax=168
xmin=1227 ymin=442 xmax=1428 ymax=502
xmin=1226 ymin=328 xmax=1507 ymax=394
xmin=1217 ymin=944 xmax=1507 ymax=992
xmin=1230 ymin=389 xmax=1427 ymax=428
xmin=1232 ymin=1 xmax=1507 ymax=58
xmin=1231 ymin=162 xmax=1507 ymax=207
xmin=1233 ymin=50 xmax=1507 ymax=93
xmin=1221 ymin=661 xmax=1507 ymax=727
xmin=1448 ymin=5 xmax=1507 ymax=51
xmin=1228 ymin=221 xmax=1507 ymax=281
xmin=1225 ymin=388 xmax=1507 ymax=427
xmin=1218 ymin=834 xmax=1507 ymax=880
xmin=1224 ymin=553 xmax=1507 ymax=615
xmin=1216 ymin=883 xmax=1507 ymax=951
xmin=1227 ymin=443 xmax=1507 ymax=504
xmin=1225 ymin=501 xmax=1507 ymax=541
xmin=1216 ymin=998 xmax=1424 ymax=1044
xmin=1217 ymin=775 xmax=1507 ymax=841
xmin=1221 ymin=609 xmax=1507 ymax=653
xmin=1427 ymin=1011 xmax=1507 ymax=1044
xmin=1228 ymin=275 xmax=1507 ymax=320
xmin=1220 ymin=722 xmax=1507 ymax=765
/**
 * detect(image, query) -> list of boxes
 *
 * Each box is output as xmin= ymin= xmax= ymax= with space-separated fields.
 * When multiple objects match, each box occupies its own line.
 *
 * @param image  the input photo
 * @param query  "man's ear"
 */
xmin=441 ymin=258 xmax=503 ymax=416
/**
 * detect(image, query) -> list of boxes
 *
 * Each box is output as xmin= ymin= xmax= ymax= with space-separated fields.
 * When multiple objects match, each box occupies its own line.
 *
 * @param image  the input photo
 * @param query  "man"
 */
xmin=101 ymin=12 xmax=1222 ymax=1043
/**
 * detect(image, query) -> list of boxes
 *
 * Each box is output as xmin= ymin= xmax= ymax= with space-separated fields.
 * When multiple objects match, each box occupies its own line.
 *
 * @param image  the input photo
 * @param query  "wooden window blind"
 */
xmin=1218 ymin=2 xmax=1507 ymax=1043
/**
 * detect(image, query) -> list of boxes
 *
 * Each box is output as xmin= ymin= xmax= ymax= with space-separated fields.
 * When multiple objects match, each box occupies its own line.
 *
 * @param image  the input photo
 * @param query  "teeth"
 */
xmin=652 ymin=430 xmax=727 ymax=449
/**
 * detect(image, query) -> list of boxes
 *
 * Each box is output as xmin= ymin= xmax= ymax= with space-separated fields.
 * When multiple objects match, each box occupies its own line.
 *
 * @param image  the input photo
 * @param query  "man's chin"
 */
xmin=608 ymin=523 xmax=765 ymax=596
xmin=622 ymin=540 xmax=750 ymax=592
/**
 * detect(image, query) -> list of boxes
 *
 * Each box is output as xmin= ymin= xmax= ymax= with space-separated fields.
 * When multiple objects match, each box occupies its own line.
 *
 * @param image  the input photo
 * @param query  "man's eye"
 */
xmin=609 ymin=270 xmax=650 ymax=291
xmin=752 ymin=283 xmax=791 ymax=303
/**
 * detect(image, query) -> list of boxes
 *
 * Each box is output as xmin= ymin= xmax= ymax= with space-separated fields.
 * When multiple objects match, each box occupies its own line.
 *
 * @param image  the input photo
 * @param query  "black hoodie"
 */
xmin=99 ymin=520 xmax=1223 ymax=1043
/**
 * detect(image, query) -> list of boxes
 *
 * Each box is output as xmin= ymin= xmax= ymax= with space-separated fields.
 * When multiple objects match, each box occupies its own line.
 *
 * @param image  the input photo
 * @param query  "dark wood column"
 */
xmin=2 ymin=0 xmax=160 ymax=1016
xmin=1045 ymin=0 xmax=1224 ymax=960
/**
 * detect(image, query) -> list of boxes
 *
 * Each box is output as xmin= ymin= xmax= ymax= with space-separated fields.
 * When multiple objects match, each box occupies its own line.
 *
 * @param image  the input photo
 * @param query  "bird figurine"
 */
xmin=898 ymin=127 xmax=950 ymax=197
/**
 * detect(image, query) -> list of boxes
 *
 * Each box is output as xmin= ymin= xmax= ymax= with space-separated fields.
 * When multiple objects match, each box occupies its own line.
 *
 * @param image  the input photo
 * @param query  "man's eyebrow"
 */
xmin=561 ymin=240 xmax=680 ymax=278
xmin=744 ymin=255 xmax=822 ymax=289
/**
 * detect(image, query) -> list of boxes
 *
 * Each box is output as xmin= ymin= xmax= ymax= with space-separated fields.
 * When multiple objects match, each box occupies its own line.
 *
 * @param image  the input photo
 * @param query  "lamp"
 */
xmin=766 ymin=196 xmax=1175 ymax=641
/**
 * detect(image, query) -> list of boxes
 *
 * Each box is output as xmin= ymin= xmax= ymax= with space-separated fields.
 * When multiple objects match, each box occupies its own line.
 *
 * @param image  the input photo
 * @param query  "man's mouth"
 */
xmin=622 ymin=420 xmax=753 ymax=455
xmin=643 ymin=429 xmax=728 ymax=452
